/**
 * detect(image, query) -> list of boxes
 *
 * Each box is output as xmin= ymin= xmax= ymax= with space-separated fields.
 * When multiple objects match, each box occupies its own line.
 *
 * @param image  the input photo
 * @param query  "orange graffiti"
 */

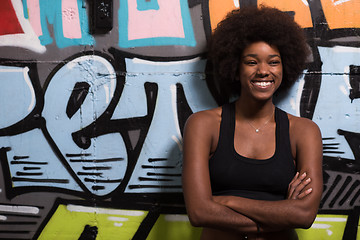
xmin=209 ymin=0 xmax=313 ymax=32
xmin=320 ymin=0 xmax=360 ymax=29
xmin=257 ymin=0 xmax=313 ymax=28
xmin=209 ymin=0 xmax=239 ymax=31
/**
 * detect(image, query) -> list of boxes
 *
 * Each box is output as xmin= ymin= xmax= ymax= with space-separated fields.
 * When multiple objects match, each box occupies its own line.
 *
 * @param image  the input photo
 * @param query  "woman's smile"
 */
xmin=251 ymin=80 xmax=274 ymax=89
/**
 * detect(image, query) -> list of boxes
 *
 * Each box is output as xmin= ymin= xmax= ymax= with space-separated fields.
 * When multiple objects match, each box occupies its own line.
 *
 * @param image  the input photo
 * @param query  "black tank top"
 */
xmin=209 ymin=103 xmax=296 ymax=200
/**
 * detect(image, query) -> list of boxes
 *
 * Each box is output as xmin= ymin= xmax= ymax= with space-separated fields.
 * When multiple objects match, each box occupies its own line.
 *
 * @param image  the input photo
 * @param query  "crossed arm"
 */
xmin=182 ymin=111 xmax=323 ymax=235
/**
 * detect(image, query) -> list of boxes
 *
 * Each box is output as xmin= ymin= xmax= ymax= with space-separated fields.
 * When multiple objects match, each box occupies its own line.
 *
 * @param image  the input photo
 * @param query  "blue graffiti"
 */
xmin=120 ymin=57 xmax=216 ymax=193
xmin=137 ymin=0 xmax=159 ymax=11
xmin=275 ymin=46 xmax=360 ymax=161
xmin=22 ymin=0 xmax=94 ymax=48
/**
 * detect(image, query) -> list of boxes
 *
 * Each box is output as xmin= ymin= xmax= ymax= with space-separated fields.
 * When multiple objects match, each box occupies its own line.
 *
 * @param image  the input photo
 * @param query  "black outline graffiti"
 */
xmin=176 ymin=83 xmax=193 ymax=136
xmin=300 ymin=41 xmax=323 ymax=119
xmin=0 ymin=1 xmax=360 ymax=239
xmin=0 ymin=60 xmax=44 ymax=136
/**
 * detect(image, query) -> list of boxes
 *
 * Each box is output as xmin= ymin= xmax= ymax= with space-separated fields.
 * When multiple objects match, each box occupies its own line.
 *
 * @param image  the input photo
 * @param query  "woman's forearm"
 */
xmin=214 ymin=196 xmax=317 ymax=231
xmin=186 ymin=197 xmax=260 ymax=234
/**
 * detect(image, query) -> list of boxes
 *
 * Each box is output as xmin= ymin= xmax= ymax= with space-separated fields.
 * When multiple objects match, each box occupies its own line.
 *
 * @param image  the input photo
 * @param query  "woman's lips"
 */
xmin=251 ymin=80 xmax=274 ymax=88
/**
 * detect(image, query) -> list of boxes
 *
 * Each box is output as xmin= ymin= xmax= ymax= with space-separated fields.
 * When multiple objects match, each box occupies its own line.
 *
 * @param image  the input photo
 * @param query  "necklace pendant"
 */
xmin=255 ymin=129 xmax=259 ymax=133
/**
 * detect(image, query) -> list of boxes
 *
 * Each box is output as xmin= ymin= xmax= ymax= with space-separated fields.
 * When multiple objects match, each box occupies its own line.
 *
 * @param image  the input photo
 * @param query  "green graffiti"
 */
xmin=296 ymin=214 xmax=348 ymax=240
xmin=147 ymin=213 xmax=349 ymax=240
xmin=38 ymin=204 xmax=148 ymax=239
xmin=147 ymin=214 xmax=201 ymax=240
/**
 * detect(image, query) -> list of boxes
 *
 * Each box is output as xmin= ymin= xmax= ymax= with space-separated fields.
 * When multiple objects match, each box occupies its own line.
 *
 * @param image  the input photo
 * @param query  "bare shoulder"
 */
xmin=287 ymin=113 xmax=322 ymax=143
xmin=183 ymin=107 xmax=222 ymax=152
xmin=183 ymin=107 xmax=222 ymax=157
xmin=287 ymin=113 xmax=323 ymax=170
xmin=185 ymin=107 xmax=222 ymax=131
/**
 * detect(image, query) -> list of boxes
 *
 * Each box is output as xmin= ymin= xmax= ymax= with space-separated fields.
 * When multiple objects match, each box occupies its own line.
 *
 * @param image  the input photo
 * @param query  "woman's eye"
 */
xmin=246 ymin=61 xmax=257 ymax=65
xmin=270 ymin=61 xmax=280 ymax=65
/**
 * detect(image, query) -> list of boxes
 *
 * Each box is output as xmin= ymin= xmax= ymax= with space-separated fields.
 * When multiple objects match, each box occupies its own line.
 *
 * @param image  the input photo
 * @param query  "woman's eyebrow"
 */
xmin=242 ymin=54 xmax=257 ymax=58
xmin=269 ymin=54 xmax=281 ymax=58
xmin=242 ymin=54 xmax=281 ymax=58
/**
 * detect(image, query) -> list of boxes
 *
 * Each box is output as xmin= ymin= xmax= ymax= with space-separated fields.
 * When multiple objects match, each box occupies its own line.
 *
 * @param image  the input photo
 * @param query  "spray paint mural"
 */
xmin=0 ymin=0 xmax=359 ymax=239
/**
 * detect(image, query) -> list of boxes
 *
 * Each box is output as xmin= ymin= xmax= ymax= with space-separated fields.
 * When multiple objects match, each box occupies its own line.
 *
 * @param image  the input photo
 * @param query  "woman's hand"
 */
xmin=287 ymin=172 xmax=312 ymax=200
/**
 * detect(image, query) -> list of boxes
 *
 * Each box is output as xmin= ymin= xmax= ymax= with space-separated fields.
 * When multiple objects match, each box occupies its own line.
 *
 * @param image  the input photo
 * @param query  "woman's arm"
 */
xmin=182 ymin=110 xmax=259 ymax=234
xmin=213 ymin=117 xmax=323 ymax=231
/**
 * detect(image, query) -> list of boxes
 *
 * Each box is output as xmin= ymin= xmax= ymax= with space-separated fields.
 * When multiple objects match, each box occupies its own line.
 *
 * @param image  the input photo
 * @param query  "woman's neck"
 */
xmin=235 ymin=97 xmax=275 ymax=120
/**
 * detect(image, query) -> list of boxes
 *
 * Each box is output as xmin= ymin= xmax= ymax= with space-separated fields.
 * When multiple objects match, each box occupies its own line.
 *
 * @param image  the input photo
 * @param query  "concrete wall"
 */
xmin=0 ymin=0 xmax=359 ymax=239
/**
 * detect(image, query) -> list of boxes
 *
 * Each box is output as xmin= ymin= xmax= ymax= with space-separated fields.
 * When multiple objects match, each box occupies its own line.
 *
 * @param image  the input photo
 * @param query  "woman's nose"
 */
xmin=256 ymin=64 xmax=270 ymax=77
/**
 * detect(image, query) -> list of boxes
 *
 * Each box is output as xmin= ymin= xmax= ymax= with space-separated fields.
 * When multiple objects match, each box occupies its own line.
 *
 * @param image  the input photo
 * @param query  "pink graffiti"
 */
xmin=26 ymin=0 xmax=42 ymax=36
xmin=127 ymin=0 xmax=185 ymax=40
xmin=26 ymin=0 xmax=82 ymax=39
xmin=62 ymin=0 xmax=81 ymax=39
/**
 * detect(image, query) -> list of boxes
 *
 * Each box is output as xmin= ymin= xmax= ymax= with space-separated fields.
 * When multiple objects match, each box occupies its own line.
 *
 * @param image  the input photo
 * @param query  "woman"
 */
xmin=182 ymin=6 xmax=323 ymax=240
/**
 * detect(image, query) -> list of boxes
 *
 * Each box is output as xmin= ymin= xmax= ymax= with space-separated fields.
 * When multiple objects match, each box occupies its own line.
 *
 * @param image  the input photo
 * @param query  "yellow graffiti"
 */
xmin=147 ymin=214 xmax=202 ymax=240
xmin=320 ymin=0 xmax=360 ymax=29
xmin=36 ymin=206 xmax=352 ymax=240
xmin=257 ymin=0 xmax=313 ymax=28
xmin=38 ymin=204 xmax=148 ymax=240
xmin=358 ymin=216 xmax=360 ymax=239
xmin=148 ymin=213 xmax=350 ymax=240
xmin=296 ymin=215 xmax=348 ymax=239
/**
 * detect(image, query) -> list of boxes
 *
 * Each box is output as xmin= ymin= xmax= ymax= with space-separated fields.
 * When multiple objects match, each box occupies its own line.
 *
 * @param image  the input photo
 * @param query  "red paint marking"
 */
xmin=0 ymin=0 xmax=24 ymax=35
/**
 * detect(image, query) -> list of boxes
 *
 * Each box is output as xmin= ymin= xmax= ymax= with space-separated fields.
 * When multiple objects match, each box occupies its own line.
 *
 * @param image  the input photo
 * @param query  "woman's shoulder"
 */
xmin=183 ymin=107 xmax=224 ymax=155
xmin=287 ymin=113 xmax=319 ymax=129
xmin=185 ymin=106 xmax=222 ymax=132
xmin=286 ymin=112 xmax=322 ymax=139
xmin=188 ymin=106 xmax=222 ymax=122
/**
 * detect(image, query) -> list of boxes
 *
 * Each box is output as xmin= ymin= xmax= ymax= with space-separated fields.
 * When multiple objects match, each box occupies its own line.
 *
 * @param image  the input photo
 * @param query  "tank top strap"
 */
xmin=216 ymin=102 xmax=235 ymax=152
xmin=274 ymin=107 xmax=293 ymax=160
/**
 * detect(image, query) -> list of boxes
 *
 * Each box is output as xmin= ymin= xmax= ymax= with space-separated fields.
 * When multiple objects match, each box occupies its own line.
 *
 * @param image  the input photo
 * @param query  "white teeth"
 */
xmin=254 ymin=81 xmax=272 ymax=87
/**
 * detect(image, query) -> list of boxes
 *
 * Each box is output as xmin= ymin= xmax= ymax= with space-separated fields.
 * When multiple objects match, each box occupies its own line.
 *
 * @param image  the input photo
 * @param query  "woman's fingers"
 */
xmin=287 ymin=172 xmax=304 ymax=198
xmin=289 ymin=172 xmax=299 ymax=186
xmin=297 ymin=187 xmax=313 ymax=199
xmin=287 ymin=172 xmax=312 ymax=199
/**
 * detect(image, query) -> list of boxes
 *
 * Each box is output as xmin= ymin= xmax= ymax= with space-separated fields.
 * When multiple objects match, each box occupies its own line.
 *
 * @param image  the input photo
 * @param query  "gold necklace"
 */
xmin=247 ymin=110 xmax=274 ymax=133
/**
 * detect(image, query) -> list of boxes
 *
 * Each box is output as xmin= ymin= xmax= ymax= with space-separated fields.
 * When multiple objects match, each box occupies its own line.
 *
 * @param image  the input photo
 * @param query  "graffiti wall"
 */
xmin=0 ymin=0 xmax=359 ymax=239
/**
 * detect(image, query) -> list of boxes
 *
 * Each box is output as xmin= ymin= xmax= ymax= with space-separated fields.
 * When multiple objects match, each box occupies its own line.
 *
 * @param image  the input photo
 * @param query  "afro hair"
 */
xmin=207 ymin=6 xmax=310 ymax=104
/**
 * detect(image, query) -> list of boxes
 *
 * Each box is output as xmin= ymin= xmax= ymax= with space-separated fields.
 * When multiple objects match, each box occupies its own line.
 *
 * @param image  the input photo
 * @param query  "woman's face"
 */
xmin=239 ymin=41 xmax=283 ymax=101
